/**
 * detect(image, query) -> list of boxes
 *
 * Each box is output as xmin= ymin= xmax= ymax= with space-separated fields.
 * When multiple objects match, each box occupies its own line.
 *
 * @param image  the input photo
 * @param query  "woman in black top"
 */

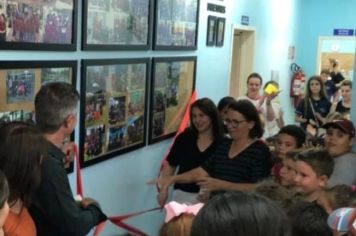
xmin=157 ymin=98 xmax=223 ymax=206
xmin=151 ymin=100 xmax=272 ymax=197
xmin=295 ymin=76 xmax=331 ymax=130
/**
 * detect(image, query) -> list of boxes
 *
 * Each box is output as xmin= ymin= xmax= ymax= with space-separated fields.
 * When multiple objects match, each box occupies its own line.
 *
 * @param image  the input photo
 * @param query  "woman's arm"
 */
xmin=197 ymin=177 xmax=256 ymax=191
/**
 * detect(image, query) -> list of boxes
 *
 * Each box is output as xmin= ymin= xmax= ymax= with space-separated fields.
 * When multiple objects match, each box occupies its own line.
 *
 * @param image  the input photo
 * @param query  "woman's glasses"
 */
xmin=223 ymin=119 xmax=246 ymax=128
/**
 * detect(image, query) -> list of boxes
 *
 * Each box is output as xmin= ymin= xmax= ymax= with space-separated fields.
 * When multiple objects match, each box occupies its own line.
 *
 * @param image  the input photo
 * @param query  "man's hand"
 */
xmin=80 ymin=197 xmax=99 ymax=208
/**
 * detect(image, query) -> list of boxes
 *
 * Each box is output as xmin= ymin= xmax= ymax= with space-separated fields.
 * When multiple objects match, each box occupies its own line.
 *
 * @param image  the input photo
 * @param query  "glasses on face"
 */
xmin=223 ymin=119 xmax=246 ymax=128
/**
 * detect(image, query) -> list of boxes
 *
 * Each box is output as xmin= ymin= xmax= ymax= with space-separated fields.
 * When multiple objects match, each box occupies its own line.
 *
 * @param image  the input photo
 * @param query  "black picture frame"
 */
xmin=153 ymin=0 xmax=200 ymax=50
xmin=82 ymin=0 xmax=153 ymax=50
xmin=0 ymin=60 xmax=77 ymax=172
xmin=149 ymin=56 xmax=196 ymax=144
xmin=0 ymin=0 xmax=78 ymax=51
xmin=80 ymin=58 xmax=150 ymax=167
xmin=216 ymin=17 xmax=225 ymax=47
xmin=206 ymin=15 xmax=216 ymax=46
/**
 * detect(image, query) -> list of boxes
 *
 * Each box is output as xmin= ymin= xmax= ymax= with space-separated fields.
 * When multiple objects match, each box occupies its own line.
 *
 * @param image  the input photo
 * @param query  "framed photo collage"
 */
xmin=0 ymin=0 xmax=199 ymax=168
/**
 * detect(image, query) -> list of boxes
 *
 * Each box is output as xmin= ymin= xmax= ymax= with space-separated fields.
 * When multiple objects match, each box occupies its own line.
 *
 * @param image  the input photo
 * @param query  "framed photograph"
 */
xmin=0 ymin=60 xmax=77 ymax=172
xmin=206 ymin=15 xmax=216 ymax=46
xmin=80 ymin=58 xmax=150 ymax=167
xmin=215 ymin=17 xmax=225 ymax=47
xmin=154 ymin=0 xmax=200 ymax=50
xmin=149 ymin=56 xmax=196 ymax=144
xmin=82 ymin=0 xmax=153 ymax=50
xmin=0 ymin=0 xmax=77 ymax=51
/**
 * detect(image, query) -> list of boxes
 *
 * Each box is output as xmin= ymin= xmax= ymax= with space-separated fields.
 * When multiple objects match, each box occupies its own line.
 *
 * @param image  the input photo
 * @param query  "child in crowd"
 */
xmin=323 ymin=118 xmax=356 ymax=186
xmin=320 ymin=69 xmax=337 ymax=100
xmin=331 ymin=80 xmax=352 ymax=119
xmin=287 ymin=201 xmax=332 ymax=236
xmin=191 ymin=191 xmax=291 ymax=236
xmin=0 ymin=171 xmax=9 ymax=236
xmin=294 ymin=148 xmax=334 ymax=202
xmin=159 ymin=201 xmax=203 ymax=236
xmin=0 ymin=122 xmax=48 ymax=236
xmin=279 ymin=150 xmax=300 ymax=188
xmin=217 ymin=96 xmax=236 ymax=135
xmin=317 ymin=184 xmax=356 ymax=214
xmin=295 ymin=75 xmax=331 ymax=131
xmin=272 ymin=125 xmax=306 ymax=183
xmin=254 ymin=179 xmax=296 ymax=210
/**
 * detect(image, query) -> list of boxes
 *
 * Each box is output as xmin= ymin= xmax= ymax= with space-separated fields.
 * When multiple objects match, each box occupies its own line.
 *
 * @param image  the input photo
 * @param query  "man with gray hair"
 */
xmin=29 ymin=82 xmax=106 ymax=236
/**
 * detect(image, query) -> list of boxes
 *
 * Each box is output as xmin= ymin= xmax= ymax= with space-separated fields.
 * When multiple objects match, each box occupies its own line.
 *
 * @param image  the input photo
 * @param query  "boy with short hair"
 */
xmin=272 ymin=125 xmax=306 ymax=183
xmin=320 ymin=69 xmax=337 ymax=100
xmin=279 ymin=150 xmax=300 ymax=188
xmin=294 ymin=148 xmax=334 ymax=202
xmin=323 ymin=118 xmax=356 ymax=186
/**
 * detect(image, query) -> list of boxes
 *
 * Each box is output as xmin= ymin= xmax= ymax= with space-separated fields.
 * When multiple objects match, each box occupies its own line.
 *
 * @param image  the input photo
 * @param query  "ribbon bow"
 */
xmin=164 ymin=201 xmax=204 ymax=223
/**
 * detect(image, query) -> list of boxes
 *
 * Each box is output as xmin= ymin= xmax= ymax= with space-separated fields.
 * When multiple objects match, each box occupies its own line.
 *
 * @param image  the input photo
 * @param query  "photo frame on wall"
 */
xmin=82 ymin=0 xmax=153 ymax=50
xmin=80 ymin=58 xmax=150 ymax=167
xmin=216 ymin=17 xmax=225 ymax=47
xmin=206 ymin=15 xmax=216 ymax=46
xmin=149 ymin=56 xmax=196 ymax=144
xmin=0 ymin=60 xmax=77 ymax=172
xmin=154 ymin=0 xmax=200 ymax=50
xmin=0 ymin=0 xmax=77 ymax=51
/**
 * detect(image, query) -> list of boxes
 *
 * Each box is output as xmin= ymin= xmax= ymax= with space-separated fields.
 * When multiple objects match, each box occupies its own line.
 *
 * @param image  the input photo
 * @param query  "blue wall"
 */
xmin=296 ymin=0 xmax=356 ymax=76
xmin=1 ymin=0 xmax=355 ymax=235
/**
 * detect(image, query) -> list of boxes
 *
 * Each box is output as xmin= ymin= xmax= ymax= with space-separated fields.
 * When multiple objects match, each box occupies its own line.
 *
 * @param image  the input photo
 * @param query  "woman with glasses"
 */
xmin=156 ymin=98 xmax=223 ymax=206
xmin=150 ymin=99 xmax=272 ymax=198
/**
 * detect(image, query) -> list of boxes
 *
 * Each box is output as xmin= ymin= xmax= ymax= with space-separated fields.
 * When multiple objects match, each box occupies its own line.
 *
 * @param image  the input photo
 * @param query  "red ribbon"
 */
xmin=158 ymin=91 xmax=197 ymax=176
xmin=74 ymin=90 xmax=197 ymax=235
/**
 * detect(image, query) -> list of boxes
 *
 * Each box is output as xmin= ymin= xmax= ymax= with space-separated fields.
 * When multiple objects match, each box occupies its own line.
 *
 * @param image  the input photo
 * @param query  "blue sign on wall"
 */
xmin=241 ymin=15 xmax=249 ymax=26
xmin=333 ymin=29 xmax=354 ymax=36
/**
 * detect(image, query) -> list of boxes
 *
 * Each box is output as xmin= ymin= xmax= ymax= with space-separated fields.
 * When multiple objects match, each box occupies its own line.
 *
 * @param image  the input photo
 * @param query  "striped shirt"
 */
xmin=201 ymin=138 xmax=272 ymax=183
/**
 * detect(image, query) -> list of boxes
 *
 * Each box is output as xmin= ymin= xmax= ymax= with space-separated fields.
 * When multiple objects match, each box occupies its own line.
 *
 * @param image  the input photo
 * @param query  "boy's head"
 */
xmin=318 ymin=185 xmax=356 ymax=214
xmin=275 ymin=125 xmax=306 ymax=159
xmin=0 ymin=170 xmax=9 ymax=228
xmin=320 ymin=69 xmax=330 ymax=83
xmin=294 ymin=148 xmax=334 ymax=201
xmin=217 ymin=96 xmax=236 ymax=121
xmin=287 ymin=201 xmax=333 ymax=236
xmin=254 ymin=179 xmax=295 ymax=210
xmin=280 ymin=150 xmax=300 ymax=187
xmin=35 ymin=82 xmax=80 ymax=135
xmin=323 ymin=119 xmax=355 ymax=157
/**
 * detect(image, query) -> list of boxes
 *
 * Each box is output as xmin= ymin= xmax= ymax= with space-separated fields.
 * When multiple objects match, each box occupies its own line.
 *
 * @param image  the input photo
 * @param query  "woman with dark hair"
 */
xmin=0 ymin=121 xmax=48 ymax=236
xmin=295 ymin=75 xmax=331 ymax=131
xmin=157 ymin=98 xmax=223 ymax=206
xmin=151 ymin=100 xmax=272 ymax=196
xmin=191 ymin=191 xmax=291 ymax=236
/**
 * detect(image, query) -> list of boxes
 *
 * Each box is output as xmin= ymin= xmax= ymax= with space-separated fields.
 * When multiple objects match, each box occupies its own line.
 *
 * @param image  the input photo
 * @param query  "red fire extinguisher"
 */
xmin=290 ymin=63 xmax=305 ymax=108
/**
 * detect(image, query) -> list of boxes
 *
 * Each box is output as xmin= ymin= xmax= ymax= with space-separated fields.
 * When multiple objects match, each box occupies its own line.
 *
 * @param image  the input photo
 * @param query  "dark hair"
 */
xmin=190 ymin=98 xmax=223 ymax=141
xmin=322 ymin=184 xmax=356 ymax=210
xmin=191 ymin=191 xmax=291 ymax=236
xmin=303 ymin=76 xmax=327 ymax=114
xmin=341 ymin=79 xmax=352 ymax=88
xmin=287 ymin=201 xmax=332 ymax=236
xmin=228 ymin=100 xmax=264 ymax=138
xmin=0 ymin=121 xmax=48 ymax=206
xmin=217 ymin=96 xmax=236 ymax=111
xmin=0 ymin=170 xmax=9 ymax=209
xmin=254 ymin=179 xmax=295 ymax=210
xmin=35 ymin=82 xmax=80 ymax=133
xmin=278 ymin=125 xmax=306 ymax=148
xmin=295 ymin=148 xmax=334 ymax=178
xmin=320 ymin=69 xmax=330 ymax=75
xmin=247 ymin=73 xmax=263 ymax=85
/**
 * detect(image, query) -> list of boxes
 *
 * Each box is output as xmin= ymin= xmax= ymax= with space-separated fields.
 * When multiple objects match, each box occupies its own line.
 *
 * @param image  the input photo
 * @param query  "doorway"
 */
xmin=229 ymin=25 xmax=256 ymax=97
